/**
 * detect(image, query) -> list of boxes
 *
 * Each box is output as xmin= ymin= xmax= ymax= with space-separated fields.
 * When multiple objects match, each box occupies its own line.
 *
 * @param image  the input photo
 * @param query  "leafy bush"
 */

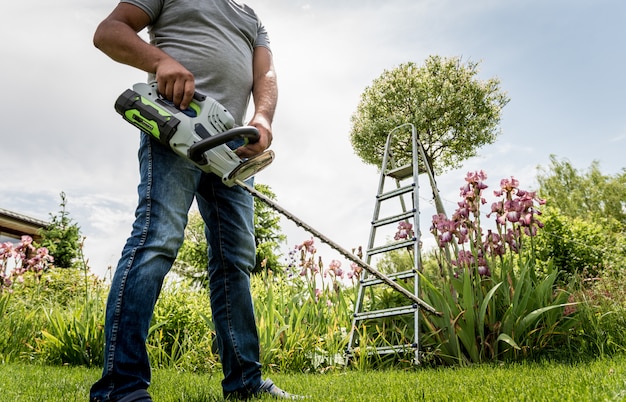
xmin=34 ymin=297 xmax=105 ymax=367
xmin=22 ymin=269 xmax=107 ymax=367
xmin=148 ymin=283 xmax=217 ymax=373
xmin=0 ymin=292 xmax=44 ymax=363
xmin=565 ymin=272 xmax=626 ymax=358
xmin=1 ymin=234 xmax=108 ymax=366
xmin=534 ymin=207 xmax=610 ymax=281
xmin=12 ymin=267 xmax=105 ymax=307
xmin=537 ymin=156 xmax=626 ymax=227
xmin=535 ymin=156 xmax=626 ymax=280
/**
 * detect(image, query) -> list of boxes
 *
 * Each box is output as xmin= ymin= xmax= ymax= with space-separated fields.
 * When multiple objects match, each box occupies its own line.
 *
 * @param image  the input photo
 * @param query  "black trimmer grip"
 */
xmin=188 ymin=126 xmax=260 ymax=163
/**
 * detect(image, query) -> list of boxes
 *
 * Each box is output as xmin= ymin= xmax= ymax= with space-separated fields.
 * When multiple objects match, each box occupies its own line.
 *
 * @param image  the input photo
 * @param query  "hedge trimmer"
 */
xmin=114 ymin=83 xmax=439 ymax=315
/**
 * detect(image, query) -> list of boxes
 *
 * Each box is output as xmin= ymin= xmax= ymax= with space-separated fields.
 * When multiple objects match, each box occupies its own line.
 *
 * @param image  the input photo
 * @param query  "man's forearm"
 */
xmin=251 ymin=47 xmax=278 ymax=124
xmin=93 ymin=19 xmax=163 ymax=74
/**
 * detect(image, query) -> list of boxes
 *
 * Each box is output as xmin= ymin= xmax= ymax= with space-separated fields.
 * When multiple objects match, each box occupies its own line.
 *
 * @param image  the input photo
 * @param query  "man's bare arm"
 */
xmin=237 ymin=46 xmax=278 ymax=158
xmin=93 ymin=3 xmax=195 ymax=109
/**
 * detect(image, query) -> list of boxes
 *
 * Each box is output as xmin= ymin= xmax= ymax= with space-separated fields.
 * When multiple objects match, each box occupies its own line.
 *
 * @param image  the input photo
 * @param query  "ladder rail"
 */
xmin=348 ymin=129 xmax=402 ymax=355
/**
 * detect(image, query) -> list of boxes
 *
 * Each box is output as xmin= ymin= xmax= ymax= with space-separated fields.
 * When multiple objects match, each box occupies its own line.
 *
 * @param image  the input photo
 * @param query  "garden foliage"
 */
xmin=1 ymin=168 xmax=625 ymax=373
xmin=535 ymin=156 xmax=626 ymax=280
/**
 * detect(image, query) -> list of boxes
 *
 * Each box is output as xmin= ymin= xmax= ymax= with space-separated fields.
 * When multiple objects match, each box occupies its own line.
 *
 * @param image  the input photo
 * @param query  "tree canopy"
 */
xmin=537 ymin=155 xmax=626 ymax=227
xmin=350 ymin=55 xmax=509 ymax=177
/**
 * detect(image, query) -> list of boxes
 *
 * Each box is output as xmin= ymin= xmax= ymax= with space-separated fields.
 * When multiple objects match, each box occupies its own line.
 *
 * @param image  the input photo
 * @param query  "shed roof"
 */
xmin=0 ymin=208 xmax=49 ymax=239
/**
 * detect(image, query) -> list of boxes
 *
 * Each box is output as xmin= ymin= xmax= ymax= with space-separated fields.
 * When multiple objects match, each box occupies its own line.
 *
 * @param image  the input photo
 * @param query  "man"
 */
xmin=90 ymin=1 xmax=300 ymax=400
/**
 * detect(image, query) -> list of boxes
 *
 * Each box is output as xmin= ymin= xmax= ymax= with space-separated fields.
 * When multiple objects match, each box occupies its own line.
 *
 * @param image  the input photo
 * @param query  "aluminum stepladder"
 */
xmin=346 ymin=123 xmax=431 ymax=365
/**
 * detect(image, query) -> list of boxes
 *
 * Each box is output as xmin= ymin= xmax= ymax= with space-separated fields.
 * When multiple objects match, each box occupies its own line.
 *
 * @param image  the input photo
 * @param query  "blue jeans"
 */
xmin=90 ymin=134 xmax=262 ymax=401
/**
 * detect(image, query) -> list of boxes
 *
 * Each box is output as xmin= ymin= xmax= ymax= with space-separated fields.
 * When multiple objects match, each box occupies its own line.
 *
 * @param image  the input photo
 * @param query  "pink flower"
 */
xmin=465 ymin=170 xmax=488 ymax=185
xmin=297 ymin=238 xmax=316 ymax=254
xmin=0 ymin=242 xmax=15 ymax=260
xmin=438 ymin=231 xmax=453 ymax=246
xmin=506 ymin=210 xmax=520 ymax=223
xmin=394 ymin=221 xmax=414 ymax=241
xmin=454 ymin=201 xmax=470 ymax=219
xmin=327 ymin=259 xmax=344 ymax=278
xmin=457 ymin=225 xmax=469 ymax=243
xmin=348 ymin=262 xmax=362 ymax=279
xmin=20 ymin=235 xmax=33 ymax=247
xmin=477 ymin=265 xmax=491 ymax=277
xmin=500 ymin=177 xmax=519 ymax=193
xmin=432 ymin=171 xmax=546 ymax=266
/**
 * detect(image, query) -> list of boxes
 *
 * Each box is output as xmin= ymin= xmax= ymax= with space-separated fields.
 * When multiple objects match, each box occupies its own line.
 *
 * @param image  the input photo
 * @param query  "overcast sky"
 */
xmin=2 ymin=0 xmax=624 ymax=277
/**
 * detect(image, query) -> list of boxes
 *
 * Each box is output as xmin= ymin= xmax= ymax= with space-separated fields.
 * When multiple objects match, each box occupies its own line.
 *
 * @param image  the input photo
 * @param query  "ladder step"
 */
xmin=345 ymin=344 xmax=417 ymax=357
xmin=360 ymin=269 xmax=416 ymax=287
xmin=353 ymin=305 xmax=418 ymax=320
xmin=386 ymin=164 xmax=413 ymax=180
xmin=372 ymin=210 xmax=415 ymax=228
xmin=376 ymin=184 xmax=414 ymax=202
xmin=367 ymin=239 xmax=415 ymax=256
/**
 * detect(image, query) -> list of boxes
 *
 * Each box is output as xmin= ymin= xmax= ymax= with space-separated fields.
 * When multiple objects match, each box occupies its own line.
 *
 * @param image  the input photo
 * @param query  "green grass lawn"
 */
xmin=1 ymin=356 xmax=625 ymax=401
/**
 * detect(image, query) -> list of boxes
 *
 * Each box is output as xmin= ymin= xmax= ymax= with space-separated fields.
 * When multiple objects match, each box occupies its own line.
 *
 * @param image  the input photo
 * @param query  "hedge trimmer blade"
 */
xmin=235 ymin=179 xmax=440 ymax=316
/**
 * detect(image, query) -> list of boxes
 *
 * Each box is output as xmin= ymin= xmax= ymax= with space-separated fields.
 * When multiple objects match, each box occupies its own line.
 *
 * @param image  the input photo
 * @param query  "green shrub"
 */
xmin=11 ymin=268 xmax=105 ymax=307
xmin=253 ymin=241 xmax=365 ymax=373
xmin=148 ymin=283 xmax=217 ymax=373
xmin=0 ymin=292 xmax=44 ymax=363
xmin=34 ymin=297 xmax=105 ymax=367
xmin=534 ymin=207 xmax=614 ymax=282
xmin=565 ymin=272 xmax=626 ymax=357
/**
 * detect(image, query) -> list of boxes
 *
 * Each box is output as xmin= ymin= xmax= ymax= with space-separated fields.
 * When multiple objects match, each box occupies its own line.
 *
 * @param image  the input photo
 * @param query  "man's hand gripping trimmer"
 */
xmin=114 ymin=82 xmax=274 ymax=186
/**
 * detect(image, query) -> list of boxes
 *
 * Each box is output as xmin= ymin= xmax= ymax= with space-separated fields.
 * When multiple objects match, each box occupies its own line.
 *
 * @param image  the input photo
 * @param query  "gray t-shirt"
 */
xmin=121 ymin=0 xmax=271 ymax=125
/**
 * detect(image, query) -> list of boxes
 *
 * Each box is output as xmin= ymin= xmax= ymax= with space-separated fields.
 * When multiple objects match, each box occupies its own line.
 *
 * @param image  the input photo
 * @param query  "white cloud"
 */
xmin=609 ymin=130 xmax=626 ymax=144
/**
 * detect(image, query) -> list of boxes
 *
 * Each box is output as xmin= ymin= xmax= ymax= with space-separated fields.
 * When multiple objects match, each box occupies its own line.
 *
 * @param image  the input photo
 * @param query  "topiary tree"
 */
xmin=350 ymin=55 xmax=509 ymax=215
